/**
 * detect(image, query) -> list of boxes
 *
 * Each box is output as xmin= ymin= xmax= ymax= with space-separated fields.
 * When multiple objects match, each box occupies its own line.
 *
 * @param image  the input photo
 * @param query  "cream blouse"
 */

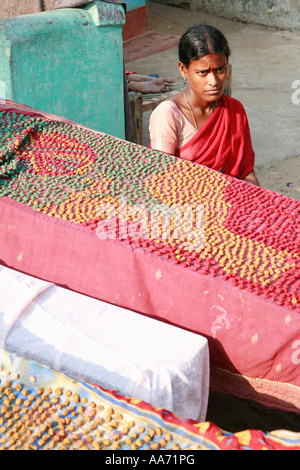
xmin=149 ymin=101 xmax=197 ymax=154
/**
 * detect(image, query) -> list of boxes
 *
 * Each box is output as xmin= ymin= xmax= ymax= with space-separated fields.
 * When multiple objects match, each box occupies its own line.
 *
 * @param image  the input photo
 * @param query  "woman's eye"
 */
xmin=198 ymin=66 xmax=226 ymax=76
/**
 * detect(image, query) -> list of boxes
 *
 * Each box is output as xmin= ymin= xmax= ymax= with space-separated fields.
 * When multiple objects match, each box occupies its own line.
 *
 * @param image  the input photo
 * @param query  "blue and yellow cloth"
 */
xmin=0 ymin=348 xmax=299 ymax=451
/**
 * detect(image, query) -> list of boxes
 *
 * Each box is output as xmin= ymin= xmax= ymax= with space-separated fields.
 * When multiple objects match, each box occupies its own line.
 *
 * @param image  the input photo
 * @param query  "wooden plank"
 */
xmin=129 ymin=91 xmax=143 ymax=145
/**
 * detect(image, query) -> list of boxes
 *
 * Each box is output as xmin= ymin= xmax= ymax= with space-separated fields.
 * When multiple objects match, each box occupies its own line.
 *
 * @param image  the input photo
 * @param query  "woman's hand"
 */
xmin=243 ymin=170 xmax=260 ymax=186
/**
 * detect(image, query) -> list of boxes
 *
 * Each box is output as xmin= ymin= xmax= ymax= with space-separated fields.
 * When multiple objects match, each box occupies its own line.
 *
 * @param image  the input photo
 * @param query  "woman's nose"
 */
xmin=208 ymin=71 xmax=218 ymax=85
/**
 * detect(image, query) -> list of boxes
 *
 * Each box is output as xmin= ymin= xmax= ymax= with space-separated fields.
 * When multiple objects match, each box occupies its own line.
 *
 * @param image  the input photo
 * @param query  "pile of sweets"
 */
xmin=0 ymin=107 xmax=299 ymax=313
xmin=1 ymin=348 xmax=300 ymax=451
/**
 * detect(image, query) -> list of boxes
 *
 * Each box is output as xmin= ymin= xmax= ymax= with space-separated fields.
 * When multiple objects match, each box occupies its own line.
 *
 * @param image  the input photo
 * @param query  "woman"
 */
xmin=149 ymin=24 xmax=260 ymax=186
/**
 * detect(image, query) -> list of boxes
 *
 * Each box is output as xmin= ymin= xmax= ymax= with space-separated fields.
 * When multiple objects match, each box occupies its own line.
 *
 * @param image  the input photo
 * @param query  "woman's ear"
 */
xmin=178 ymin=62 xmax=186 ymax=81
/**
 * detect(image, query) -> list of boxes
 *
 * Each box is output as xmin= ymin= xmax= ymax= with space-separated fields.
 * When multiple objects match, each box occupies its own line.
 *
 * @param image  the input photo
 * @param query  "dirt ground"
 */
xmin=254 ymin=155 xmax=300 ymax=200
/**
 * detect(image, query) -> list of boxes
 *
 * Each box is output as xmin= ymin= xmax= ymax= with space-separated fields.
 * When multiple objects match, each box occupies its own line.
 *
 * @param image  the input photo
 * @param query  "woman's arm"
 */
xmin=149 ymin=102 xmax=179 ymax=155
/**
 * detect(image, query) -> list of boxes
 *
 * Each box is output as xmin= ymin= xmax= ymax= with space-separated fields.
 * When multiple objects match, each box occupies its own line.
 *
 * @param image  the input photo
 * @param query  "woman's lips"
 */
xmin=206 ymin=89 xmax=220 ymax=95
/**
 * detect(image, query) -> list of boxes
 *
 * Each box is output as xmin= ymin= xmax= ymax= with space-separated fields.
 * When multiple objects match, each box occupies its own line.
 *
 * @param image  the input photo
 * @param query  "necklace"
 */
xmin=183 ymin=91 xmax=198 ymax=131
xmin=183 ymin=92 xmax=219 ymax=131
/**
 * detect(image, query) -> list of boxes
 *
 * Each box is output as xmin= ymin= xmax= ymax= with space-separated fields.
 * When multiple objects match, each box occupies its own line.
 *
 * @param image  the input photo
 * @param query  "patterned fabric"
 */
xmin=0 ymin=101 xmax=298 ymax=313
xmin=0 ymin=100 xmax=299 ymax=413
xmin=0 ymin=348 xmax=299 ymax=451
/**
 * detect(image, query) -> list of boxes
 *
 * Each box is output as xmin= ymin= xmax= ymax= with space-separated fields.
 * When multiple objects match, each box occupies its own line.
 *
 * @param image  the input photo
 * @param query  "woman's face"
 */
xmin=179 ymin=53 xmax=228 ymax=104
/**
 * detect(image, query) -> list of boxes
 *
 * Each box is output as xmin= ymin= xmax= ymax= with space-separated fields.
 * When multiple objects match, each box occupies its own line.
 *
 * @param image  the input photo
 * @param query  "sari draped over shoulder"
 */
xmin=150 ymin=94 xmax=255 ymax=180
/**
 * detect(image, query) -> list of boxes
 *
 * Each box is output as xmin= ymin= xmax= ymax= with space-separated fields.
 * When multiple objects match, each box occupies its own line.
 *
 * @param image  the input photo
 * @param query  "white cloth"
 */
xmin=0 ymin=266 xmax=209 ymax=421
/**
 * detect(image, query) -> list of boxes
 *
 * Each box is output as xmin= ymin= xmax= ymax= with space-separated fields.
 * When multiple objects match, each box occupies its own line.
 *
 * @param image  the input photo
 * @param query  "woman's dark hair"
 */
xmin=179 ymin=23 xmax=231 ymax=67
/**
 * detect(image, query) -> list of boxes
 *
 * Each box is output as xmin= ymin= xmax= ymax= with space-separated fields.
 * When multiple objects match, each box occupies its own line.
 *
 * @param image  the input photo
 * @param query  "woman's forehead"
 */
xmin=189 ymin=53 xmax=227 ymax=69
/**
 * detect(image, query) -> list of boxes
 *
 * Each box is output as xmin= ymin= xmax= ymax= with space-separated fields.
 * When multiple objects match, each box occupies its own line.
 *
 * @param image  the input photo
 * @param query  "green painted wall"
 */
xmin=0 ymin=1 xmax=126 ymax=139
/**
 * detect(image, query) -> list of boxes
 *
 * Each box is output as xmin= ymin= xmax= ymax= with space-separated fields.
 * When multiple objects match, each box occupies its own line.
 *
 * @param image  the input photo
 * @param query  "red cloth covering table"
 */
xmin=0 ymin=100 xmax=299 ymax=415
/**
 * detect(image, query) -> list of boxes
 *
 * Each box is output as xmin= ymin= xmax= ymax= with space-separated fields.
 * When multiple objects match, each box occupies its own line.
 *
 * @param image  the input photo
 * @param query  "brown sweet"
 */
xmin=0 ymin=365 xmax=183 ymax=451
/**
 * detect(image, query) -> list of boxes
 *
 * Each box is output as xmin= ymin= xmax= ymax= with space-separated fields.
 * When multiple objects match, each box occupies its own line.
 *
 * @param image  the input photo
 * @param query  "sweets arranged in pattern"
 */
xmin=0 ymin=365 xmax=193 ymax=450
xmin=0 ymin=110 xmax=299 ymax=312
xmin=1 ymin=350 xmax=300 ymax=451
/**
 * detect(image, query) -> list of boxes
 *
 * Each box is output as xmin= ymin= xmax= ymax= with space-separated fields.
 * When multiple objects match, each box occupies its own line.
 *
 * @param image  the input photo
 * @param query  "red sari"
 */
xmin=151 ymin=94 xmax=255 ymax=180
